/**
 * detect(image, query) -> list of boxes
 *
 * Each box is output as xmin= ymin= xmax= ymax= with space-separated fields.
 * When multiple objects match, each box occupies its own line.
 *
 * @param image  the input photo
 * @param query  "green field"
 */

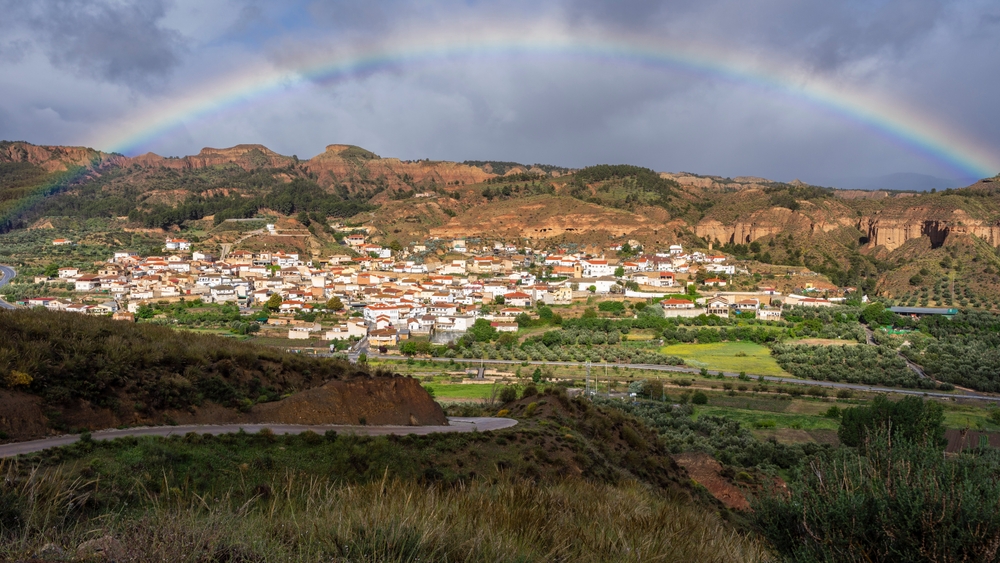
xmin=424 ymin=382 xmax=499 ymax=400
xmin=660 ymin=341 xmax=789 ymax=376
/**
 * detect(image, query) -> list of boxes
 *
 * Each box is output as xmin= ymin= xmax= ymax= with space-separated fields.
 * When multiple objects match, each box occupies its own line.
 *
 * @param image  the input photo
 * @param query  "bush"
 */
xmin=498 ymin=385 xmax=518 ymax=403
xmin=521 ymin=384 xmax=538 ymax=399
xmin=597 ymin=301 xmax=626 ymax=314
xmin=753 ymin=434 xmax=1000 ymax=561
xmin=839 ymin=396 xmax=945 ymax=449
xmin=691 ymin=392 xmax=708 ymax=405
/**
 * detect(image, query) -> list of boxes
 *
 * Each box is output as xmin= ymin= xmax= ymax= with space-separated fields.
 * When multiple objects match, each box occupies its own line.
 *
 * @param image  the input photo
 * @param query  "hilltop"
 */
xmin=3 ymin=140 xmax=1000 ymax=304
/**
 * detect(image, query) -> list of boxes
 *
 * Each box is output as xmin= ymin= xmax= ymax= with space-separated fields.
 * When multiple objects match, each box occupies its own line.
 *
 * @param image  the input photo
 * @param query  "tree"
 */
xmin=296 ymin=211 xmax=310 ymax=225
xmin=265 ymin=293 xmax=282 ymax=311
xmin=838 ymin=396 xmax=945 ymax=449
xmin=598 ymin=301 xmax=626 ymax=314
xmin=387 ymin=239 xmax=403 ymax=252
xmin=400 ymin=342 xmax=418 ymax=356
xmin=614 ymin=266 xmax=625 ymax=277
xmin=325 ymin=296 xmax=344 ymax=311
xmin=532 ymin=368 xmax=542 ymax=383
xmin=587 ymin=285 xmax=597 ymax=293
xmin=861 ymin=302 xmax=885 ymax=325
xmin=468 ymin=318 xmax=498 ymax=342
xmin=516 ymin=313 xmax=533 ymax=328
xmin=536 ymin=305 xmax=553 ymax=320
xmin=628 ymin=380 xmax=648 ymax=395
xmin=494 ymin=295 xmax=505 ymax=305
xmin=691 ymin=391 xmax=708 ymax=405
xmin=43 ymin=263 xmax=59 ymax=277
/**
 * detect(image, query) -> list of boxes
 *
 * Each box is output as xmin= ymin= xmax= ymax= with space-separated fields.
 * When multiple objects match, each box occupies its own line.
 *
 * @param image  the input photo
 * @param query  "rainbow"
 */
xmin=90 ymin=29 xmax=998 ymax=178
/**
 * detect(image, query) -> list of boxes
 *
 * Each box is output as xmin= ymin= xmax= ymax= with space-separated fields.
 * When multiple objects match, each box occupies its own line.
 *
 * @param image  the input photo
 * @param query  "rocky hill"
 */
xmin=3 ymin=140 xmax=1000 ymax=305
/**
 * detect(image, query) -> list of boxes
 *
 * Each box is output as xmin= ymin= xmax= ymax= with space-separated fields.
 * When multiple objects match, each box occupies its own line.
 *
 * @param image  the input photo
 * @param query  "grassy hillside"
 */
xmin=0 ymin=309 xmax=362 ymax=435
xmin=0 ymin=389 xmax=768 ymax=562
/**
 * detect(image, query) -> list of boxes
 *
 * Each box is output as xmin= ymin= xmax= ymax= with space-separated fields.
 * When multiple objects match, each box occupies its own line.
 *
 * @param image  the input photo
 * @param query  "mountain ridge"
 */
xmin=3 ymin=140 xmax=1000 ymax=305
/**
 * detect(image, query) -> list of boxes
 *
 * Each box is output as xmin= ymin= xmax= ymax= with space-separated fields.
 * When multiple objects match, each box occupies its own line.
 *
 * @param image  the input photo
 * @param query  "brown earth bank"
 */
xmin=672 ymin=452 xmax=750 ymax=511
xmin=0 ymin=376 xmax=446 ymax=442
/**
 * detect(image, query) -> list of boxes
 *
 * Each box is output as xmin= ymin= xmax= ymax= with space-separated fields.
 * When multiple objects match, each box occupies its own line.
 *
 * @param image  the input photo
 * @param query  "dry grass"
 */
xmin=0 ymin=460 xmax=769 ymax=562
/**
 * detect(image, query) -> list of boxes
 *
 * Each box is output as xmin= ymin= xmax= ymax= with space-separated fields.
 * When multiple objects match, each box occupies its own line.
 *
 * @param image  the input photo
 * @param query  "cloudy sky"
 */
xmin=1 ymin=0 xmax=998 ymax=186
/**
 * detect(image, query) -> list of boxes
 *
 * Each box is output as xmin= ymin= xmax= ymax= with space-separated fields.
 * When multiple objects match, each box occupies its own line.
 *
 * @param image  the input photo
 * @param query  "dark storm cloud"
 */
xmin=560 ymin=0 xmax=952 ymax=72
xmin=1 ymin=0 xmax=997 ymax=182
xmin=0 ymin=0 xmax=184 ymax=88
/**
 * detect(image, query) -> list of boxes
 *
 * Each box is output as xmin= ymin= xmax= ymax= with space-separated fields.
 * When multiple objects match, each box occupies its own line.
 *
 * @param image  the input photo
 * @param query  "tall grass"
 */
xmin=1 ymin=459 xmax=768 ymax=562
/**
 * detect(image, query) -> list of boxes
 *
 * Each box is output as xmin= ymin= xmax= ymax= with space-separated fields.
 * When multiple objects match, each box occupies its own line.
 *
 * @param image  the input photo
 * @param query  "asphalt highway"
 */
xmin=0 ymin=417 xmax=518 ymax=459
xmin=0 ymin=264 xmax=16 ymax=310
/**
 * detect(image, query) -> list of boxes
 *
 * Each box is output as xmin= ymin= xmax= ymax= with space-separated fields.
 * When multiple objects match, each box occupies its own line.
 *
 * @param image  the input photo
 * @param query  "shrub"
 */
xmin=498 ymin=385 xmax=518 ymax=403
xmin=839 ymin=396 xmax=945 ymax=449
xmin=524 ymin=402 xmax=539 ymax=417
xmin=691 ymin=392 xmax=708 ymax=405
xmin=753 ymin=434 xmax=1000 ymax=561
xmin=521 ymin=384 xmax=538 ymax=399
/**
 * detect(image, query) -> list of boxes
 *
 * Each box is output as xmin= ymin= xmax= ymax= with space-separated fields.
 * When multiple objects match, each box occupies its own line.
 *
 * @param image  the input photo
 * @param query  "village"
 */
xmin=17 ymin=231 xmax=849 ymax=350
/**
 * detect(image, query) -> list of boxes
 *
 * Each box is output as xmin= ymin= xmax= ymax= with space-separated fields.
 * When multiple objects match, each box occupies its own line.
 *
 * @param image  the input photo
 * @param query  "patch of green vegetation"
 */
xmin=422 ymin=383 xmax=498 ymax=400
xmin=660 ymin=342 xmax=788 ymax=376
xmin=694 ymin=406 xmax=840 ymax=431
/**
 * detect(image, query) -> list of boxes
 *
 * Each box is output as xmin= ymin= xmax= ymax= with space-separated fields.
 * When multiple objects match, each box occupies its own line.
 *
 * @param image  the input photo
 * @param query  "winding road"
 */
xmin=0 ymin=265 xmax=16 ymax=310
xmin=0 ymin=417 xmax=518 ymax=459
xmin=362 ymin=354 xmax=1000 ymax=404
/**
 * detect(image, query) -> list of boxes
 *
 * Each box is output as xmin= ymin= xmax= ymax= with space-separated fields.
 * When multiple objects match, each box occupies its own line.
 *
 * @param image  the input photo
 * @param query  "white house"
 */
xmin=581 ymin=259 xmax=614 ymax=278
xmin=574 ymin=277 xmax=617 ymax=294
xmin=165 ymin=238 xmax=191 ymax=251
xmin=74 ymin=276 xmax=100 ymax=291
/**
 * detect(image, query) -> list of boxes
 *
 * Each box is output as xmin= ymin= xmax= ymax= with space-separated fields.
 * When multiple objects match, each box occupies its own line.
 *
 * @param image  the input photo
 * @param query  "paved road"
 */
xmin=0 ymin=265 xmax=16 ymax=310
xmin=361 ymin=354 xmax=1000 ymax=404
xmin=0 ymin=417 xmax=517 ymax=459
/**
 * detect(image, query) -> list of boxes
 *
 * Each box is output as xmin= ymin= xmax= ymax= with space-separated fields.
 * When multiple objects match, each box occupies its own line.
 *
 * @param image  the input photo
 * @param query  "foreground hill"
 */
xmin=0 ymin=309 xmax=445 ymax=440
xmin=2 ymin=140 xmax=1000 ymax=304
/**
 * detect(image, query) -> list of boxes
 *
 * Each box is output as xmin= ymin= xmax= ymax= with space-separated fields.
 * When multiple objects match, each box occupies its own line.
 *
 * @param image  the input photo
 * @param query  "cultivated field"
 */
xmin=660 ymin=341 xmax=789 ymax=376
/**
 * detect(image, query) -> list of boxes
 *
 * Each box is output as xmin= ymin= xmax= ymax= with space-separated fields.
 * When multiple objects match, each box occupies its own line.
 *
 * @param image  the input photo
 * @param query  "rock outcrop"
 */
xmin=860 ymin=208 xmax=1000 ymax=251
xmin=305 ymin=144 xmax=494 ymax=189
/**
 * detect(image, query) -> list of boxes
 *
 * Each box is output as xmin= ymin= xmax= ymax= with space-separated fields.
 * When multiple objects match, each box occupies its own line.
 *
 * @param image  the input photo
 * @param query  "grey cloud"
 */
xmin=1 ymin=0 xmax=184 ymax=88
xmin=561 ymin=0 xmax=678 ymax=26
xmin=559 ymin=0 xmax=952 ymax=73
xmin=307 ymin=1 xmax=389 ymax=32
xmin=0 ymin=39 xmax=30 ymax=64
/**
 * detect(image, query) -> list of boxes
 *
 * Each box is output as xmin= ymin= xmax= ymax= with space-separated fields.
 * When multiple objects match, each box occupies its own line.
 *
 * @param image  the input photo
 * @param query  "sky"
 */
xmin=0 ymin=0 xmax=998 ymax=187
